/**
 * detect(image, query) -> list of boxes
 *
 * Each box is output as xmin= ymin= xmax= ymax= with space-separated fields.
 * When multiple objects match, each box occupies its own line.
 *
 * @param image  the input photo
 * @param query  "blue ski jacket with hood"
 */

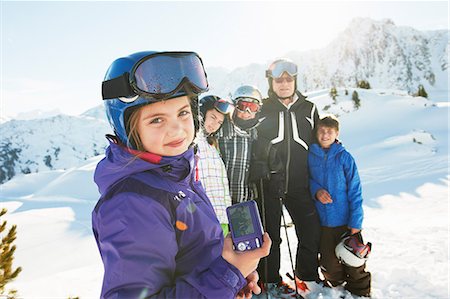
xmin=92 ymin=140 xmax=246 ymax=298
xmin=308 ymin=142 xmax=364 ymax=229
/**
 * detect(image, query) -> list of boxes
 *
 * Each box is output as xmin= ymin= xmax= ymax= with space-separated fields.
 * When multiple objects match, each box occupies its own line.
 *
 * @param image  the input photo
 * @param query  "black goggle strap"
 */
xmin=102 ymin=73 xmax=135 ymax=100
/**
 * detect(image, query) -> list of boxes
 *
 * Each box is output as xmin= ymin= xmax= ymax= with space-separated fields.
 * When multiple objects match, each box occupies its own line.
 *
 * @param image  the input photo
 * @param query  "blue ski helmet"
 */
xmin=102 ymin=51 xmax=209 ymax=148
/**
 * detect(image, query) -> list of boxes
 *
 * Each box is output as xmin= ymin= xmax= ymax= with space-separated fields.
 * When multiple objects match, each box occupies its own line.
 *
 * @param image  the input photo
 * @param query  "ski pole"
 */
xmin=279 ymin=197 xmax=299 ymax=296
xmin=259 ymin=178 xmax=269 ymax=299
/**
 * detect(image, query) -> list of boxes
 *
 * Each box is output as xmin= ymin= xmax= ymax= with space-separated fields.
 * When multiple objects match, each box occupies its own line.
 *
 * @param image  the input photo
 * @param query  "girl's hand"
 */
xmin=236 ymin=271 xmax=260 ymax=299
xmin=222 ymin=233 xmax=271 ymax=278
xmin=316 ymin=189 xmax=333 ymax=204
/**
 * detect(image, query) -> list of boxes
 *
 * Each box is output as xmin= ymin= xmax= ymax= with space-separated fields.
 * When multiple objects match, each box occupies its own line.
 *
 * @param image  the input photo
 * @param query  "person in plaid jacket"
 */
xmin=197 ymin=95 xmax=234 ymax=235
xmin=216 ymin=85 xmax=263 ymax=204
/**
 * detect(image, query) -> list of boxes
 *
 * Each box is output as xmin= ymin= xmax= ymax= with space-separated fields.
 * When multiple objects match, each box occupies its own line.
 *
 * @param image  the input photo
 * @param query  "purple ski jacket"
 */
xmin=92 ymin=140 xmax=246 ymax=298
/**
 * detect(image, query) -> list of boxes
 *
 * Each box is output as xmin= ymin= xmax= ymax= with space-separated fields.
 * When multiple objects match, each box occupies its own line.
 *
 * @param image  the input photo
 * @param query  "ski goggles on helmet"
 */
xmin=266 ymin=60 xmax=298 ymax=78
xmin=235 ymin=100 xmax=261 ymax=113
xmin=102 ymin=52 xmax=209 ymax=102
xmin=273 ymin=76 xmax=295 ymax=84
xmin=344 ymin=235 xmax=372 ymax=259
xmin=214 ymin=98 xmax=234 ymax=115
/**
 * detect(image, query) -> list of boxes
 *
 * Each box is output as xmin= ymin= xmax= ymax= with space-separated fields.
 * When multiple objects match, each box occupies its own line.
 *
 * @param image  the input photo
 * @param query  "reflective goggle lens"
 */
xmin=133 ymin=52 xmax=208 ymax=95
xmin=236 ymin=101 xmax=260 ymax=113
xmin=214 ymin=99 xmax=234 ymax=114
xmin=267 ymin=60 xmax=298 ymax=78
xmin=102 ymin=52 xmax=209 ymax=101
xmin=273 ymin=76 xmax=295 ymax=84
xmin=345 ymin=236 xmax=372 ymax=259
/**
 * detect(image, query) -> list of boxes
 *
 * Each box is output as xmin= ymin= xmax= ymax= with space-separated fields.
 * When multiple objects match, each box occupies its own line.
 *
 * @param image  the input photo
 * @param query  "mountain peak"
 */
xmin=348 ymin=17 xmax=396 ymax=28
xmin=208 ymin=17 xmax=447 ymax=97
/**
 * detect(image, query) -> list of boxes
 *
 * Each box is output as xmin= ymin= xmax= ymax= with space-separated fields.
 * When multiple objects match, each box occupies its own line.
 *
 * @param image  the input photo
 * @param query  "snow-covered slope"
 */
xmin=0 ymin=89 xmax=448 ymax=298
xmin=0 ymin=107 xmax=110 ymax=184
xmin=206 ymin=18 xmax=448 ymax=98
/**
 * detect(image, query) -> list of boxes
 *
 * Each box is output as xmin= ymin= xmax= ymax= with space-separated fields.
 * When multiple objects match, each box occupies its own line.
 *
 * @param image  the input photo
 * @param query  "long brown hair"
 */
xmin=127 ymin=107 xmax=145 ymax=151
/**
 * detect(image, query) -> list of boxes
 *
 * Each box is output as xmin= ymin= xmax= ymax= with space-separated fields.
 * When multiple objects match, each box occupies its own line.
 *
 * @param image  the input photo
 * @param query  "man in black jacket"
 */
xmin=254 ymin=58 xmax=322 ymax=296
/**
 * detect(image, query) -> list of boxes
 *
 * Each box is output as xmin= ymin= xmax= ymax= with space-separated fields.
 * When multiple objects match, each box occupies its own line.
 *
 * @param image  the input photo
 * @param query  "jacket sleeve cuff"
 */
xmin=211 ymin=256 xmax=247 ymax=293
xmin=349 ymin=214 xmax=363 ymax=229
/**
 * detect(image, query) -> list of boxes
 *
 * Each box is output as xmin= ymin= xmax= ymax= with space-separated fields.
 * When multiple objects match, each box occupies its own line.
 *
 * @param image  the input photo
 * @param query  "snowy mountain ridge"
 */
xmin=0 ymin=113 xmax=110 ymax=184
xmin=206 ymin=18 xmax=448 ymax=98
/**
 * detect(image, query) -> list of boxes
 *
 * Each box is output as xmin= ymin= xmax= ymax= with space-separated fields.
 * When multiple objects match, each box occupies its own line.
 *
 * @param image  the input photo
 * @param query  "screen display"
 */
xmin=229 ymin=205 xmax=255 ymax=238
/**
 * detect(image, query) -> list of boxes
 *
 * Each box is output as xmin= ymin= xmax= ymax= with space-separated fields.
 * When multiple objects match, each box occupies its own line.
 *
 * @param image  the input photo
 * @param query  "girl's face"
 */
xmin=203 ymin=108 xmax=225 ymax=134
xmin=137 ymin=96 xmax=195 ymax=156
xmin=316 ymin=125 xmax=339 ymax=149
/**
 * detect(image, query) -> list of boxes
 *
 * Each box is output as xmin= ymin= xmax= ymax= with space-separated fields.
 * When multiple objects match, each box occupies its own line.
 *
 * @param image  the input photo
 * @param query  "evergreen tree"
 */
xmin=329 ymin=87 xmax=338 ymax=102
xmin=0 ymin=208 xmax=22 ymax=299
xmin=357 ymin=80 xmax=371 ymax=89
xmin=352 ymin=91 xmax=361 ymax=109
xmin=417 ymin=84 xmax=428 ymax=98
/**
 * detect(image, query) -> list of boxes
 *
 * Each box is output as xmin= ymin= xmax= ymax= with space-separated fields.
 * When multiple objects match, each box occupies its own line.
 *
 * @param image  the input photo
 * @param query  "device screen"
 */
xmin=229 ymin=205 xmax=255 ymax=238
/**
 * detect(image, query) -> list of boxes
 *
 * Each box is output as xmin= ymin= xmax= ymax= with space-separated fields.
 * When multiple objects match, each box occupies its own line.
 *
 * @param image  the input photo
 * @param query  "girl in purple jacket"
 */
xmin=92 ymin=51 xmax=271 ymax=299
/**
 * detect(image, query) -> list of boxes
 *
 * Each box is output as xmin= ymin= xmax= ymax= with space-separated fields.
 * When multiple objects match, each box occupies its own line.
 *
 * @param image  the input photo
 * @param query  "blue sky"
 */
xmin=1 ymin=1 xmax=448 ymax=117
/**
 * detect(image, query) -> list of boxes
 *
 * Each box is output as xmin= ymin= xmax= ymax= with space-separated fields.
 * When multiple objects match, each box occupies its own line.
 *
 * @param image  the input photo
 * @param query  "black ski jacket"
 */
xmin=256 ymin=90 xmax=319 ymax=196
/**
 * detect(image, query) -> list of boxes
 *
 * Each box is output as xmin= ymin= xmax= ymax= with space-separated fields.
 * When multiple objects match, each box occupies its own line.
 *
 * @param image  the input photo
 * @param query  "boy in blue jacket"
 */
xmin=308 ymin=115 xmax=371 ymax=297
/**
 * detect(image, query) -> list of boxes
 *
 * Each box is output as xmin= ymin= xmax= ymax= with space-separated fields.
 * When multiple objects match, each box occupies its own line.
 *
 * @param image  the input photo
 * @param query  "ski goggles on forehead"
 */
xmin=266 ymin=60 xmax=298 ymax=78
xmin=236 ymin=100 xmax=260 ymax=113
xmin=214 ymin=99 xmax=234 ymax=114
xmin=102 ymin=52 xmax=209 ymax=102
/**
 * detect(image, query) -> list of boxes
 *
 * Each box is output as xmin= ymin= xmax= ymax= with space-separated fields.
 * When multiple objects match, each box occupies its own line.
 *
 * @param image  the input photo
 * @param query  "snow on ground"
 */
xmin=2 ymin=205 xmax=102 ymax=298
xmin=2 ymin=175 xmax=448 ymax=298
xmin=0 ymin=89 xmax=448 ymax=298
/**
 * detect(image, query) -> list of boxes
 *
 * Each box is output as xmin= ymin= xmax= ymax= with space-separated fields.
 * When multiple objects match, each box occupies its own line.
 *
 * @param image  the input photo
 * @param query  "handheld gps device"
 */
xmin=226 ymin=200 xmax=264 ymax=251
